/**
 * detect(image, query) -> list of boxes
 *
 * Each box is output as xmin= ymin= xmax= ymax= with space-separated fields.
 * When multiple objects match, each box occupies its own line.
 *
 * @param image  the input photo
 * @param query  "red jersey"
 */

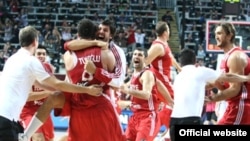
xmin=150 ymin=40 xmax=174 ymax=100
xmin=125 ymin=68 xmax=161 ymax=141
xmin=130 ymin=68 xmax=159 ymax=113
xmin=65 ymin=47 xmax=125 ymax=141
xmin=127 ymin=29 xmax=136 ymax=45
xmin=67 ymin=47 xmax=110 ymax=108
xmin=21 ymin=62 xmax=53 ymax=116
xmin=219 ymin=47 xmax=250 ymax=124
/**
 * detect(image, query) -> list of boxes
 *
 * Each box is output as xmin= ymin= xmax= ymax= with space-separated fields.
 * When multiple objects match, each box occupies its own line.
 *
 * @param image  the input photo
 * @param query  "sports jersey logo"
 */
xmin=78 ymin=54 xmax=101 ymax=65
xmin=82 ymin=71 xmax=93 ymax=82
xmin=33 ymin=86 xmax=43 ymax=92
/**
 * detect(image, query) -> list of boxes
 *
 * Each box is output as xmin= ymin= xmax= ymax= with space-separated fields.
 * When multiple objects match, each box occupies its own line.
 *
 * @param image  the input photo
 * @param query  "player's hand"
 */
xmin=119 ymin=84 xmax=129 ymax=94
xmin=204 ymin=95 xmax=214 ymax=103
xmin=167 ymin=100 xmax=174 ymax=109
xmin=86 ymin=85 xmax=102 ymax=96
xmin=96 ymin=40 xmax=108 ymax=50
xmin=84 ymin=59 xmax=96 ymax=74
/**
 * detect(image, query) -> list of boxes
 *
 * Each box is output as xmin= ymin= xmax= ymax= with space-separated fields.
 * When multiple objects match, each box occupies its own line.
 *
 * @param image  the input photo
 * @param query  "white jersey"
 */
xmin=108 ymin=41 xmax=126 ymax=87
xmin=171 ymin=65 xmax=221 ymax=118
xmin=0 ymin=48 xmax=50 ymax=121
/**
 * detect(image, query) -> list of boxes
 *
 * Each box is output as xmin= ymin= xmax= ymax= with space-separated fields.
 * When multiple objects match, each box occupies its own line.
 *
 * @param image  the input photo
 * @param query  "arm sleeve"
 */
xmin=93 ymin=43 xmax=126 ymax=87
xmin=31 ymin=57 xmax=51 ymax=82
xmin=200 ymin=67 xmax=221 ymax=83
xmin=64 ymin=41 xmax=70 ymax=51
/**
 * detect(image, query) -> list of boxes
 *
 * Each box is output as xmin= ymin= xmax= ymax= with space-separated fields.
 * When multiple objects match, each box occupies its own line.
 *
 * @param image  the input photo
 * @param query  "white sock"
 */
xmin=24 ymin=116 xmax=43 ymax=139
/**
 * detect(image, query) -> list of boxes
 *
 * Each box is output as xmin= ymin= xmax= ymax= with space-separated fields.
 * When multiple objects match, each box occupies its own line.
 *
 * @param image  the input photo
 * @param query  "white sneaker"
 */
xmin=18 ymin=133 xmax=28 ymax=141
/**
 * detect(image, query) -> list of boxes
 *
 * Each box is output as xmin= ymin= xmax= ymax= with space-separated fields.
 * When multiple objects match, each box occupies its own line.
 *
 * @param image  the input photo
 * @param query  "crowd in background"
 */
xmin=1 ymin=0 xmax=247 ymax=125
xmin=0 ymin=0 xmax=159 ymax=72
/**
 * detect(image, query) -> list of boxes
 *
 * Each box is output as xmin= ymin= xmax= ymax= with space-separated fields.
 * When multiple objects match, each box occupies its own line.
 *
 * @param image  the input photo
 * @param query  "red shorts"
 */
xmin=158 ymin=105 xmax=172 ymax=128
xmin=126 ymin=111 xmax=161 ymax=141
xmin=218 ymin=103 xmax=250 ymax=124
xmin=64 ymin=95 xmax=125 ymax=141
xmin=21 ymin=115 xmax=54 ymax=140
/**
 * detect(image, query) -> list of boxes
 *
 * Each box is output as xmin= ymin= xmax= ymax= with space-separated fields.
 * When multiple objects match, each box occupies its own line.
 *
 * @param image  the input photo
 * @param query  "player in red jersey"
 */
xmin=144 ymin=21 xmax=181 ymax=138
xmin=61 ymin=19 xmax=124 ymax=141
xmin=21 ymin=19 xmax=125 ymax=141
xmin=64 ymin=19 xmax=127 ymax=115
xmin=120 ymin=47 xmax=173 ymax=141
xmin=20 ymin=45 xmax=55 ymax=141
xmin=207 ymin=22 xmax=250 ymax=124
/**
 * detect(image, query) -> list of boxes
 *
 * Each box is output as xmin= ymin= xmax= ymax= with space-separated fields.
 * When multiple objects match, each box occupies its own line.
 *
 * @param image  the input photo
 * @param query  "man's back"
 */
xmin=172 ymin=65 xmax=220 ymax=118
xmin=150 ymin=41 xmax=172 ymax=83
xmin=63 ymin=45 xmax=125 ymax=141
xmin=0 ymin=48 xmax=50 ymax=121
xmin=64 ymin=46 xmax=115 ymax=107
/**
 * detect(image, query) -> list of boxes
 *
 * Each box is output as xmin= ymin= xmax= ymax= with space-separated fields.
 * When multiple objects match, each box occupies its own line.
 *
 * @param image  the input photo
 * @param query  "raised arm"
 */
xmin=145 ymin=44 xmax=164 ymax=66
xmin=170 ymin=53 xmax=182 ymax=72
xmin=64 ymin=39 xmax=108 ymax=51
xmin=85 ymin=44 xmax=126 ymax=87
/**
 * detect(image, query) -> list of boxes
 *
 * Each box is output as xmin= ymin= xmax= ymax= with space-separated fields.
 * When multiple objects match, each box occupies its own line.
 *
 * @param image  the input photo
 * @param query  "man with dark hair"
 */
xmin=64 ymin=19 xmax=126 ymax=89
xmin=0 ymin=26 xmax=102 ymax=141
xmin=120 ymin=47 xmax=173 ymax=141
xmin=64 ymin=19 xmax=127 ymax=116
xmin=169 ymin=48 xmax=250 ymax=141
xmin=21 ymin=19 xmax=125 ymax=141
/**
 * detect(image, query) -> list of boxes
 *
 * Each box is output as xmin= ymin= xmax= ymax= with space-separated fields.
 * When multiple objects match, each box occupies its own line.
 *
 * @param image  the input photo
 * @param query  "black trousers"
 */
xmin=0 ymin=116 xmax=24 ymax=141
xmin=169 ymin=116 xmax=201 ymax=141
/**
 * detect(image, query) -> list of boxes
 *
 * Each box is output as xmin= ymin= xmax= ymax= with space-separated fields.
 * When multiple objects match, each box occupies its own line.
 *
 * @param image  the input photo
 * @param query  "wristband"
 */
xmin=64 ymin=41 xmax=69 ymax=50
xmin=94 ymin=67 xmax=111 ymax=84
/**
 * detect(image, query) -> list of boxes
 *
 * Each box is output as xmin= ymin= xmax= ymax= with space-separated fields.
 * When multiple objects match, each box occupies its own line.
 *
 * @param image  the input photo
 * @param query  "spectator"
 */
xmin=61 ymin=27 xmax=72 ymax=54
xmin=37 ymin=30 xmax=45 ymax=45
xmin=203 ymin=90 xmax=217 ymax=125
xmin=0 ymin=1 xmax=8 ymax=23
xmin=11 ymin=23 xmax=19 ymax=43
xmin=146 ymin=28 xmax=157 ymax=45
xmin=161 ymin=11 xmax=172 ymax=35
xmin=0 ymin=51 xmax=5 ymax=71
xmin=197 ymin=44 xmax=206 ymax=59
xmin=134 ymin=28 xmax=146 ymax=49
xmin=41 ymin=23 xmax=52 ymax=38
xmin=114 ymin=32 xmax=127 ymax=52
xmin=9 ymin=0 xmax=20 ymax=12
xmin=125 ymin=24 xmax=136 ymax=52
xmin=3 ymin=20 xmax=13 ymax=42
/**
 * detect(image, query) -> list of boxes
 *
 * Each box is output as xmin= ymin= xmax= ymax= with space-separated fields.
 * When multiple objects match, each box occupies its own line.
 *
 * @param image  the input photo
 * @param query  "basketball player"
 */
xmin=21 ymin=19 xmax=125 ymax=141
xmin=120 ymin=47 xmax=173 ymax=141
xmin=64 ymin=19 xmax=127 ymax=113
xmin=0 ymin=26 xmax=102 ymax=141
xmin=145 ymin=21 xmax=181 ymax=139
xmin=64 ymin=19 xmax=126 ymax=90
xmin=206 ymin=22 xmax=250 ymax=124
xmin=170 ymin=48 xmax=250 ymax=141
